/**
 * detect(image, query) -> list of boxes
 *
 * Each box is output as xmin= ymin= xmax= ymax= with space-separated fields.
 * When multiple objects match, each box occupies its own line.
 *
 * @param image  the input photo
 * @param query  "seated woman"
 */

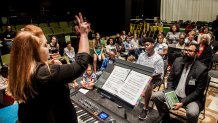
xmin=197 ymin=34 xmax=213 ymax=69
xmin=48 ymin=35 xmax=60 ymax=59
xmin=93 ymin=32 xmax=105 ymax=73
xmin=120 ymin=30 xmax=127 ymax=42
xmin=115 ymin=35 xmax=125 ymax=56
xmin=197 ymin=26 xmax=210 ymax=44
xmin=81 ymin=65 xmax=96 ymax=89
xmin=155 ymin=34 xmax=168 ymax=60
xmin=130 ymin=33 xmax=141 ymax=59
xmin=155 ymin=34 xmax=168 ymax=74
xmin=166 ymin=24 xmax=180 ymax=44
xmin=123 ymin=36 xmax=134 ymax=56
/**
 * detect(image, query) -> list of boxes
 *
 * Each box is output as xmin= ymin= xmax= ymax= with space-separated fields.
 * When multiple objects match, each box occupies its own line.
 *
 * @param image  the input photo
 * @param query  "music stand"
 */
xmin=95 ymin=59 xmax=154 ymax=110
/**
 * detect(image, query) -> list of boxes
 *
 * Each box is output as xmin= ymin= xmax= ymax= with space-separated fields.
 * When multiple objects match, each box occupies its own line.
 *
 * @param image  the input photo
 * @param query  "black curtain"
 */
xmin=131 ymin=0 xmax=160 ymax=19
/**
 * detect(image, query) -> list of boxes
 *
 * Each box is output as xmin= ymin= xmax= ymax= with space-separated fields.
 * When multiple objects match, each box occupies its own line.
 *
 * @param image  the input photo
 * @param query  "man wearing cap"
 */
xmin=137 ymin=37 xmax=164 ymax=120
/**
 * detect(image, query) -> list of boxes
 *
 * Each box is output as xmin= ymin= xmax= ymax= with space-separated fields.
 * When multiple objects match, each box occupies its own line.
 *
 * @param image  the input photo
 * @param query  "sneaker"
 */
xmin=138 ymin=109 xmax=149 ymax=120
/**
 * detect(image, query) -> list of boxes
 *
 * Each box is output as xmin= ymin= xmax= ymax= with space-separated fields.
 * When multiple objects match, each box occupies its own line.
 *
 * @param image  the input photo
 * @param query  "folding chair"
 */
xmin=15 ymin=24 xmax=25 ymax=31
xmin=154 ymin=59 xmax=168 ymax=91
xmin=52 ymin=27 xmax=64 ymax=35
xmin=169 ymin=75 xmax=211 ymax=120
xmin=49 ymin=22 xmax=60 ymax=28
xmin=59 ymin=21 xmax=69 ymax=28
xmin=211 ymin=54 xmax=218 ymax=70
xmin=38 ymin=23 xmax=49 ymax=28
xmin=63 ymin=27 xmax=73 ymax=34
xmin=42 ymin=27 xmax=53 ymax=36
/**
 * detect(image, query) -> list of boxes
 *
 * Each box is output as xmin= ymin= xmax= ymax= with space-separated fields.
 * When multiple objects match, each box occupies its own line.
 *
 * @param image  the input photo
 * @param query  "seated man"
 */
xmin=48 ymin=36 xmax=61 ymax=59
xmin=2 ymin=25 xmax=16 ymax=54
xmin=151 ymin=43 xmax=208 ymax=123
xmin=184 ymin=31 xmax=197 ymax=45
xmin=137 ymin=37 xmax=164 ymax=120
xmin=63 ymin=41 xmax=75 ymax=63
xmin=105 ymin=38 xmax=117 ymax=55
xmin=100 ymin=51 xmax=116 ymax=71
xmin=176 ymin=33 xmax=186 ymax=49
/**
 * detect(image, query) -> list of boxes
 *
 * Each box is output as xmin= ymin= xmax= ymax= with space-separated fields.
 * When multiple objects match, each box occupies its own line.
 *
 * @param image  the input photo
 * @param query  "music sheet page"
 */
xmin=102 ymin=66 xmax=131 ymax=95
xmin=117 ymin=70 xmax=151 ymax=105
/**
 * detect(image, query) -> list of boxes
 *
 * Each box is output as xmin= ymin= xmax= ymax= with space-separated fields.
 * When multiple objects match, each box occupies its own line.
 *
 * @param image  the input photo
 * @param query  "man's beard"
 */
xmin=182 ymin=55 xmax=195 ymax=63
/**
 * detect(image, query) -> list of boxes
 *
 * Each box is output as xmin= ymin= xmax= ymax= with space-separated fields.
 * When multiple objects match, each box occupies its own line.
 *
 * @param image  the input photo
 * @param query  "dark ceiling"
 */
xmin=0 ymin=0 xmax=160 ymax=35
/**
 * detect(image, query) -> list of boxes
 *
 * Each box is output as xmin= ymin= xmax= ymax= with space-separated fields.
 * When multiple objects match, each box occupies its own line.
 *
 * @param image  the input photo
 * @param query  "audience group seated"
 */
xmin=1 ymin=22 xmax=217 ymax=80
xmin=1 ymin=21 xmax=217 ymax=76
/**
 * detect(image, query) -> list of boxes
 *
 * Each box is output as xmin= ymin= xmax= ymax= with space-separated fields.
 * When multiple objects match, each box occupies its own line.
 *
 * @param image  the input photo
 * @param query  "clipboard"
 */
xmin=164 ymin=90 xmax=180 ymax=109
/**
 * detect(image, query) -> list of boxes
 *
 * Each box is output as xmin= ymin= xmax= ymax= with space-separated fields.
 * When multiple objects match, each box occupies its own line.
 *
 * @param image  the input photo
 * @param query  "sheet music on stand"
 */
xmin=117 ymin=70 xmax=151 ymax=105
xmin=96 ymin=59 xmax=154 ymax=108
xmin=102 ymin=66 xmax=131 ymax=95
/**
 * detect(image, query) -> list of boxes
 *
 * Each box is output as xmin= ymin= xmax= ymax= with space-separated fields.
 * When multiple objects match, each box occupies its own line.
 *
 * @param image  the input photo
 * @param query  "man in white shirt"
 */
xmin=176 ymin=33 xmax=186 ymax=49
xmin=64 ymin=41 xmax=75 ymax=63
xmin=137 ymin=37 xmax=164 ymax=120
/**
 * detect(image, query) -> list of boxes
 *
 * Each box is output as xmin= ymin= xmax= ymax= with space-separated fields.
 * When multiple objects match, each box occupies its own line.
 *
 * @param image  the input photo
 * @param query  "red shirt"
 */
xmin=198 ymin=45 xmax=205 ymax=57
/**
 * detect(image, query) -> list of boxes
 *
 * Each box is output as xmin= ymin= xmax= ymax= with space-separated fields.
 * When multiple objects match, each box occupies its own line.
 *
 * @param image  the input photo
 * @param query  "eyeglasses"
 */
xmin=182 ymin=49 xmax=195 ymax=53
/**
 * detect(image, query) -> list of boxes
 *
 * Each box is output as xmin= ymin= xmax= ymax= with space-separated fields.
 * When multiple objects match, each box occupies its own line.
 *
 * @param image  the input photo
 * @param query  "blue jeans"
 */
xmin=4 ymin=41 xmax=12 ymax=49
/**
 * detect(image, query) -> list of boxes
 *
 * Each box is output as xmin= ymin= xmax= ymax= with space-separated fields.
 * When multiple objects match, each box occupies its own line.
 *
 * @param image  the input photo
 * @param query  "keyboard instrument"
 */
xmin=70 ymin=89 xmax=130 ymax=123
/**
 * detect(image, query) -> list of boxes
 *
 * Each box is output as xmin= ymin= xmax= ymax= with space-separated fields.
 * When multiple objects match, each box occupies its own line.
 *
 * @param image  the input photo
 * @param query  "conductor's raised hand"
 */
xmin=75 ymin=13 xmax=91 ymax=35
